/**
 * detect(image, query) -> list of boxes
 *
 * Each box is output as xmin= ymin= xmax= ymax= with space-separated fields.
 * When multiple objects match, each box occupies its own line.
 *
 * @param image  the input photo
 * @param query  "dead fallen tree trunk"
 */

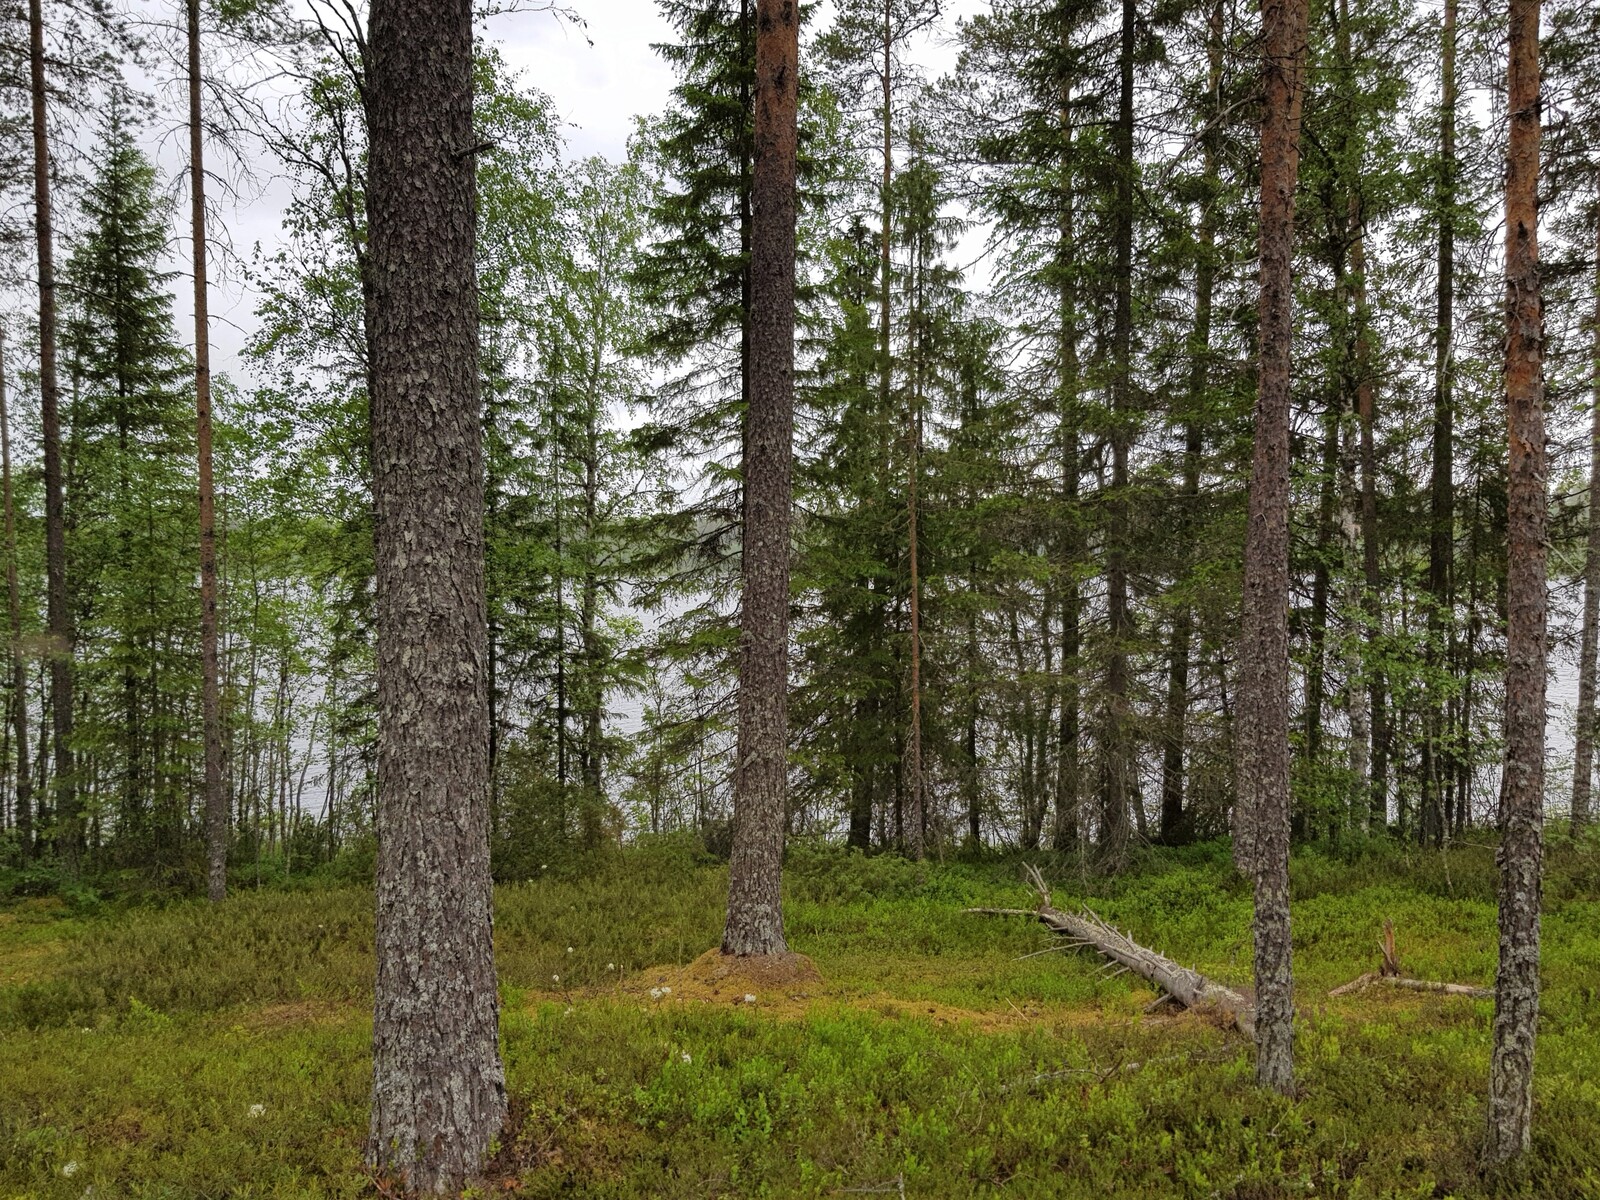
xmin=1328 ymin=972 xmax=1492 ymax=1000
xmin=967 ymin=864 xmax=1256 ymax=1039
xmin=1327 ymin=920 xmax=1490 ymax=1000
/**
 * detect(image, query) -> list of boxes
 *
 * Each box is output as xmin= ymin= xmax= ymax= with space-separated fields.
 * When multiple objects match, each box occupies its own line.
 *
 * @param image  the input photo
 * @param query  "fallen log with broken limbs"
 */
xmin=966 ymin=864 xmax=1256 ymax=1039
xmin=1326 ymin=918 xmax=1491 ymax=1000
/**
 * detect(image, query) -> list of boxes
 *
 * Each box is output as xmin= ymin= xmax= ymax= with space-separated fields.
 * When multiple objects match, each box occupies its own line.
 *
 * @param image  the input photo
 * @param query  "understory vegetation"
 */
xmin=3 ymin=840 xmax=1598 ymax=1199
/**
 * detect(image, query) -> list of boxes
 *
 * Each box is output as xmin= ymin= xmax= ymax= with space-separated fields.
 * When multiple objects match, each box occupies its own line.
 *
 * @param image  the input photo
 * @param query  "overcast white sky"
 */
xmin=196 ymin=1 xmax=680 ymax=380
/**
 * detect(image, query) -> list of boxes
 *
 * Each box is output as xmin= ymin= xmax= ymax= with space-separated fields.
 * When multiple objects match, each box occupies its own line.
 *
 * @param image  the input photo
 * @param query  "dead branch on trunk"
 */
xmin=967 ymin=864 xmax=1256 ymax=1038
xmin=1327 ymin=919 xmax=1490 ymax=1000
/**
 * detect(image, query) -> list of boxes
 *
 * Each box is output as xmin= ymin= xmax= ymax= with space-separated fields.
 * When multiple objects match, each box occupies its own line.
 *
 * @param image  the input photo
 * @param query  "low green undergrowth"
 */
xmin=1 ymin=839 xmax=1597 ymax=1197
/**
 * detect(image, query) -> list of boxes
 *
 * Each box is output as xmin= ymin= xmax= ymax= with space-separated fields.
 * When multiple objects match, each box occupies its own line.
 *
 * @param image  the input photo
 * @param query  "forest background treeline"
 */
xmin=0 ymin=0 xmax=1598 ymax=886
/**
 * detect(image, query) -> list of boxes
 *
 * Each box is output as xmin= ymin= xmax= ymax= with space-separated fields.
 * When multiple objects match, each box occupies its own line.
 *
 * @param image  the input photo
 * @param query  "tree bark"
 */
xmin=365 ymin=0 xmax=507 ymax=1189
xmin=1238 ymin=0 xmax=1307 ymax=1096
xmin=0 ymin=335 xmax=31 ymax=861
xmin=28 ymin=0 xmax=74 ymax=874
xmin=188 ymin=0 xmax=228 ymax=903
xmin=1425 ymin=0 xmax=1458 ymax=847
xmin=1162 ymin=0 xmax=1221 ymax=848
xmin=724 ymin=0 xmax=798 ymax=958
xmin=906 ymin=290 xmax=924 ymax=860
xmin=1100 ymin=0 xmax=1136 ymax=862
xmin=1485 ymin=0 xmax=1544 ymax=1163
xmin=1573 ymin=216 xmax=1600 ymax=839
xmin=1053 ymin=67 xmax=1080 ymax=853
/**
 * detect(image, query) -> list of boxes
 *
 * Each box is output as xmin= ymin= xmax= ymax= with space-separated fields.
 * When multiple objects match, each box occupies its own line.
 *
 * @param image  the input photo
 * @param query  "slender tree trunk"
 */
xmin=1100 ymin=0 xmax=1136 ymax=863
xmin=965 ymin=567 xmax=981 ymax=846
xmin=187 ymin=0 xmax=228 ymax=901
xmin=1425 ymin=0 xmax=1458 ymax=848
xmin=28 ymin=0 xmax=74 ymax=873
xmin=0 ymin=336 xmax=31 ymax=861
xmin=1353 ymin=239 xmax=1386 ymax=833
xmin=905 ymin=250 xmax=924 ymax=859
xmin=1329 ymin=0 xmax=1372 ymax=832
xmin=724 ymin=0 xmax=798 ymax=958
xmin=365 ymin=0 xmax=507 ymax=1188
xmin=579 ymin=408 xmax=604 ymax=813
xmin=1053 ymin=71 xmax=1080 ymax=852
xmin=1238 ymin=0 xmax=1308 ymax=1096
xmin=1163 ymin=1 xmax=1220 ymax=847
xmin=1306 ymin=394 xmax=1337 ymax=773
xmin=1485 ymin=0 xmax=1545 ymax=1161
xmin=1336 ymin=348 xmax=1369 ymax=826
xmin=1573 ymin=217 xmax=1600 ymax=839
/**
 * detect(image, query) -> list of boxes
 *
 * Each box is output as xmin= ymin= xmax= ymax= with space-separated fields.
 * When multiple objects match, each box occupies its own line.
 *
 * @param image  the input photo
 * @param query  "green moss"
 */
xmin=1 ymin=842 xmax=1597 ymax=1197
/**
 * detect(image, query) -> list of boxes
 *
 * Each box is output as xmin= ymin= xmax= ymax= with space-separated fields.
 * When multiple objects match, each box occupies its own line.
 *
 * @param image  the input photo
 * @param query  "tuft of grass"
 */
xmin=1 ymin=840 xmax=1597 ymax=1197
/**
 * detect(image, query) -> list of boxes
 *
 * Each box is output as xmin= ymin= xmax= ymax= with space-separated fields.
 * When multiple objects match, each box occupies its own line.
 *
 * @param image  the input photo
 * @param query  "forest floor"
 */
xmin=2 ymin=838 xmax=1598 ymax=1199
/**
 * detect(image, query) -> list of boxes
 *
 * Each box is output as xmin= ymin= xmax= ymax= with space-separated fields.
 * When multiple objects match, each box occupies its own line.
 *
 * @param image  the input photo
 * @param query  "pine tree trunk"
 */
xmin=188 ymin=0 xmax=228 ymax=902
xmin=1344 ymin=202 xmax=1382 ymax=838
xmin=1101 ymin=0 xmax=1136 ymax=862
xmin=1352 ymin=257 xmax=1386 ymax=833
xmin=1162 ymin=1 xmax=1220 ymax=848
xmin=365 ymin=0 xmax=507 ymax=1189
xmin=1485 ymin=0 xmax=1544 ymax=1162
xmin=1239 ymin=0 xmax=1308 ymax=1096
xmin=1572 ymin=217 xmax=1600 ymax=840
xmin=1426 ymin=0 xmax=1458 ymax=847
xmin=1052 ymin=68 xmax=1080 ymax=852
xmin=28 ymin=0 xmax=75 ymax=874
xmin=1306 ymin=395 xmax=1337 ymax=772
xmin=0 ymin=336 xmax=31 ymax=861
xmin=905 ymin=296 xmax=924 ymax=859
xmin=724 ymin=0 xmax=798 ymax=958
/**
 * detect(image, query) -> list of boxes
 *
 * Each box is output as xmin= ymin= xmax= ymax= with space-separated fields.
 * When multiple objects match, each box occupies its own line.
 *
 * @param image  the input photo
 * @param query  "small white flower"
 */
xmin=566 ymin=946 xmax=574 ymax=954
xmin=680 ymin=1051 xmax=692 ymax=1064
xmin=540 ymin=863 xmax=547 ymax=870
xmin=743 ymin=994 xmax=757 ymax=1004
xmin=552 ymin=974 xmax=560 ymax=984
xmin=62 ymin=1161 xmax=81 ymax=1178
xmin=606 ymin=962 xmax=616 ymax=971
xmin=81 ymin=1027 xmax=92 ymax=1033
xmin=247 ymin=1104 xmax=266 ymax=1118
xmin=564 ymin=1006 xmax=574 ymax=1016
xmin=649 ymin=986 xmax=665 ymax=1000
xmin=661 ymin=986 xmax=672 ymax=996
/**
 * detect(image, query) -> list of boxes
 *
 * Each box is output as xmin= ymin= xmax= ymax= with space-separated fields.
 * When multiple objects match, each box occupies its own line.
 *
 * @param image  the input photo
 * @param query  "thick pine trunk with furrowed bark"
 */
xmin=365 ymin=0 xmax=508 ymax=1190
xmin=1238 ymin=0 xmax=1307 ymax=1097
xmin=724 ymin=0 xmax=798 ymax=958
xmin=1485 ymin=0 xmax=1544 ymax=1163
